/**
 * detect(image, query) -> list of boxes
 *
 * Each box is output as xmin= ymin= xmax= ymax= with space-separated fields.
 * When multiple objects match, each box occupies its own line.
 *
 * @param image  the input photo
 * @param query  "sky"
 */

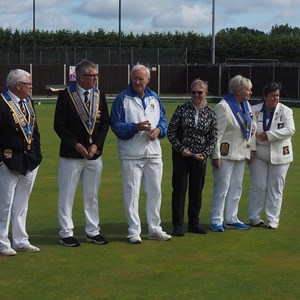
xmin=0 ymin=0 xmax=299 ymax=35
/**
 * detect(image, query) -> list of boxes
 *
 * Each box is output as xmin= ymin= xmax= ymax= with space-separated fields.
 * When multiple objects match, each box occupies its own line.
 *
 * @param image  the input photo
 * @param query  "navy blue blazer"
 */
xmin=0 ymin=92 xmax=42 ymax=175
xmin=53 ymin=87 xmax=109 ymax=159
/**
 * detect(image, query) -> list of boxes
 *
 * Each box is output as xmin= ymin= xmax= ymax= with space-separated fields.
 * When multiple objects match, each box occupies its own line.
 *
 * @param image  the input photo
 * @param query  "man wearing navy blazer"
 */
xmin=0 ymin=69 xmax=42 ymax=256
xmin=54 ymin=59 xmax=109 ymax=247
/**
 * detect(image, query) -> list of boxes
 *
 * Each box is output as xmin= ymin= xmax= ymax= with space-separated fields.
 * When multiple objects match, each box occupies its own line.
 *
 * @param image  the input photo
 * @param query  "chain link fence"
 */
xmin=0 ymin=47 xmax=188 ymax=66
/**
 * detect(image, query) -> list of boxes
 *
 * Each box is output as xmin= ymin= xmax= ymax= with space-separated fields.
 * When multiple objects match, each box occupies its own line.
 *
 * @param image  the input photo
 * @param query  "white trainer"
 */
xmin=267 ymin=221 xmax=279 ymax=229
xmin=0 ymin=247 xmax=17 ymax=256
xmin=14 ymin=244 xmax=40 ymax=253
xmin=128 ymin=235 xmax=142 ymax=244
xmin=148 ymin=231 xmax=172 ymax=241
xmin=250 ymin=218 xmax=265 ymax=227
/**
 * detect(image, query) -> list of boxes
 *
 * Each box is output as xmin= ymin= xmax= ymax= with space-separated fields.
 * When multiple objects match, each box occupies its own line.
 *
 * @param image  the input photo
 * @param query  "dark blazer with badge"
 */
xmin=0 ymin=92 xmax=42 ymax=176
xmin=53 ymin=86 xmax=109 ymax=159
xmin=252 ymin=102 xmax=294 ymax=164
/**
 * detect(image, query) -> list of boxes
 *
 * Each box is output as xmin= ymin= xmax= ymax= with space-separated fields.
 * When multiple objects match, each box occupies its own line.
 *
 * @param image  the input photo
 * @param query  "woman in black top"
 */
xmin=167 ymin=79 xmax=217 ymax=236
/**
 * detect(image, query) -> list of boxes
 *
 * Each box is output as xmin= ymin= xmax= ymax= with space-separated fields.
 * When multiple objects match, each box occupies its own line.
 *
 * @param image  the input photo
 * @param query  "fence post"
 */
xmin=63 ymin=64 xmax=66 ymax=85
xmin=74 ymin=46 xmax=76 ymax=65
xmin=30 ymin=64 xmax=33 ymax=97
xmin=186 ymin=64 xmax=189 ymax=94
xmin=298 ymin=65 xmax=300 ymax=100
xmin=127 ymin=64 xmax=130 ymax=85
xmin=218 ymin=64 xmax=222 ymax=96
xmin=157 ymin=65 xmax=160 ymax=95
xmin=20 ymin=44 xmax=22 ymax=64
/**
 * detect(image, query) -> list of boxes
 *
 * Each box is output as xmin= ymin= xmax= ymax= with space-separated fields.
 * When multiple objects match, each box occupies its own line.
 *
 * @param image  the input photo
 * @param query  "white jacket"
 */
xmin=212 ymin=99 xmax=255 ymax=160
xmin=252 ymin=102 xmax=295 ymax=164
xmin=110 ymin=85 xmax=167 ymax=160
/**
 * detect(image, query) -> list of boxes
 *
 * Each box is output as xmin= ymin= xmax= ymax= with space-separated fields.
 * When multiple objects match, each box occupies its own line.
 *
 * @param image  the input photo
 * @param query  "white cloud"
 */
xmin=151 ymin=4 xmax=211 ymax=32
xmin=0 ymin=0 xmax=300 ymax=34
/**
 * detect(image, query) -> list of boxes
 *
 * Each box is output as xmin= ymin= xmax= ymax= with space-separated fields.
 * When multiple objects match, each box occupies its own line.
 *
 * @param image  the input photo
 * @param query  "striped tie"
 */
xmin=84 ymin=91 xmax=90 ymax=109
xmin=19 ymin=100 xmax=28 ymax=119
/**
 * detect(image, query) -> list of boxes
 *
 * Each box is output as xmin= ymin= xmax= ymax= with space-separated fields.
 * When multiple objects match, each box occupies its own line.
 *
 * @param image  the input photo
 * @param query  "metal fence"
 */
xmin=0 ymin=47 xmax=188 ymax=66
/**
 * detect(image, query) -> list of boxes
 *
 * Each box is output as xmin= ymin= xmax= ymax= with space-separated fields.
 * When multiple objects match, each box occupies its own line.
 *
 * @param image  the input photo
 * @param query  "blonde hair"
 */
xmin=191 ymin=79 xmax=208 ymax=91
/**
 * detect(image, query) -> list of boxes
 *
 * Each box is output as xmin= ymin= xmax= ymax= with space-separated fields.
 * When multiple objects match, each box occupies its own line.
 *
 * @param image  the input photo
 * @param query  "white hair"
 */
xmin=6 ymin=69 xmax=31 ymax=89
xmin=229 ymin=75 xmax=252 ymax=95
xmin=130 ymin=64 xmax=150 ymax=79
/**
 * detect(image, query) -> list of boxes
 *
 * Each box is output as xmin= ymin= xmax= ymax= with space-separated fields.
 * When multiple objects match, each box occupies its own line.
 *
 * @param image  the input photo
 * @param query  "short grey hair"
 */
xmin=76 ymin=59 xmax=97 ymax=78
xmin=6 ymin=69 xmax=31 ymax=89
xmin=130 ymin=64 xmax=150 ymax=79
xmin=229 ymin=75 xmax=252 ymax=95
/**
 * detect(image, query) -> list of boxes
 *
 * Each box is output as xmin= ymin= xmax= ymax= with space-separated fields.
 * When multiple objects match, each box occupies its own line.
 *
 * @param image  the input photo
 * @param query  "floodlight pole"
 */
xmin=211 ymin=0 xmax=215 ymax=64
xmin=33 ymin=0 xmax=36 ymax=64
xmin=118 ymin=0 xmax=121 ymax=64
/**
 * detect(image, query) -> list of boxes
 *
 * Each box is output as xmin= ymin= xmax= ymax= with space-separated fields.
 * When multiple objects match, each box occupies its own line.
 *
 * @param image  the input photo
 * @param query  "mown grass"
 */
xmin=0 ymin=101 xmax=299 ymax=300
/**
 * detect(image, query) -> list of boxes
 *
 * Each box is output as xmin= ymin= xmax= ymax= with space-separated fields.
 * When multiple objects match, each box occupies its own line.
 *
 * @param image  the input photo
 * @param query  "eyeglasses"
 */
xmin=19 ymin=82 xmax=32 ymax=86
xmin=191 ymin=90 xmax=204 ymax=95
xmin=83 ymin=74 xmax=98 ymax=78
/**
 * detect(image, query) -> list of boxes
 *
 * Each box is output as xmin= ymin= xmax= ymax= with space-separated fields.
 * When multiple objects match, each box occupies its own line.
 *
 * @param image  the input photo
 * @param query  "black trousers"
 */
xmin=171 ymin=149 xmax=206 ymax=227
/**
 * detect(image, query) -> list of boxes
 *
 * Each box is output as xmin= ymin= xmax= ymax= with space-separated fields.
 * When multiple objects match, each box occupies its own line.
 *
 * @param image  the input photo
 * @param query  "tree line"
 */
xmin=0 ymin=24 xmax=300 ymax=64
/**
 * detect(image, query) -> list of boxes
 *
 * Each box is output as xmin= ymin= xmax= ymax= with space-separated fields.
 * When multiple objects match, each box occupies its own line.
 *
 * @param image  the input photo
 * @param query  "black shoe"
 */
xmin=173 ymin=225 xmax=185 ymax=237
xmin=188 ymin=224 xmax=208 ymax=234
xmin=86 ymin=234 xmax=109 ymax=245
xmin=59 ymin=237 xmax=80 ymax=247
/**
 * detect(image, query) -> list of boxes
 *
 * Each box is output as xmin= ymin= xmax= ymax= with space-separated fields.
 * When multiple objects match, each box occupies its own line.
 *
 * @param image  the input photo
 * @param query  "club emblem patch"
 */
xmin=283 ymin=146 xmax=289 ymax=155
xmin=220 ymin=143 xmax=229 ymax=156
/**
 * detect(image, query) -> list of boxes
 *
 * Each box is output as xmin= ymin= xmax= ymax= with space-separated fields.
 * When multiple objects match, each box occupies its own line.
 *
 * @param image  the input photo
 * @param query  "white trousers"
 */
xmin=121 ymin=158 xmax=163 ymax=238
xmin=58 ymin=157 xmax=102 ymax=238
xmin=211 ymin=159 xmax=245 ymax=225
xmin=0 ymin=163 xmax=38 ymax=249
xmin=248 ymin=144 xmax=290 ymax=225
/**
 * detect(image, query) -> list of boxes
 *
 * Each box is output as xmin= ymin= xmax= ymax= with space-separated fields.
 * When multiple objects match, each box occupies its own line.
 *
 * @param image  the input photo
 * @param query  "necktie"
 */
xmin=19 ymin=100 xmax=28 ymax=119
xmin=84 ymin=91 xmax=90 ymax=109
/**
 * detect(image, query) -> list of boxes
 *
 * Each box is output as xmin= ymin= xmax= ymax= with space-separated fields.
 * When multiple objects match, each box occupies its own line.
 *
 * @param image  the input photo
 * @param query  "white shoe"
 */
xmin=14 ymin=244 xmax=40 ymax=253
xmin=0 ymin=247 xmax=17 ymax=256
xmin=250 ymin=218 xmax=265 ymax=227
xmin=267 ymin=221 xmax=279 ymax=229
xmin=148 ymin=231 xmax=172 ymax=241
xmin=128 ymin=235 xmax=142 ymax=244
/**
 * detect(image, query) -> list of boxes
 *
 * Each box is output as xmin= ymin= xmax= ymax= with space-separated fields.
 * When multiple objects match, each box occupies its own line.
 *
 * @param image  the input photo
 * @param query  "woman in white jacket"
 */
xmin=210 ymin=75 xmax=255 ymax=232
xmin=248 ymin=82 xmax=295 ymax=229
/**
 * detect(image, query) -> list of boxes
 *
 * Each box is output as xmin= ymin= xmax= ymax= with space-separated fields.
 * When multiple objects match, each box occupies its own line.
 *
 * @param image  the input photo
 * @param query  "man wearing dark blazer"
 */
xmin=54 ymin=59 xmax=109 ymax=247
xmin=0 ymin=69 xmax=42 ymax=256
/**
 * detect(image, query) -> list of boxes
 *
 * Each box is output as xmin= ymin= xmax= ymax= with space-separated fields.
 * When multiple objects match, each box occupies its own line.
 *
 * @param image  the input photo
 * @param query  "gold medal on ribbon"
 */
xmin=1 ymin=92 xmax=35 ymax=146
xmin=69 ymin=86 xmax=100 ymax=144
xmin=4 ymin=149 xmax=13 ymax=158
